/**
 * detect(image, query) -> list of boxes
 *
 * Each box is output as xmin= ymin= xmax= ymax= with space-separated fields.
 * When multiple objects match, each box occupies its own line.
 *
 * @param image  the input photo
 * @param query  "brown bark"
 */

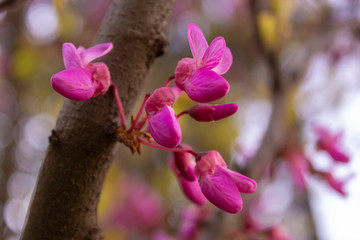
xmin=21 ymin=0 xmax=175 ymax=239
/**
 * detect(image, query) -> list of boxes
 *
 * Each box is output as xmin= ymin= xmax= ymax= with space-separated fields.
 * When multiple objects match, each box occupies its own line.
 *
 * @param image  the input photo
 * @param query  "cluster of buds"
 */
xmin=50 ymin=23 xmax=257 ymax=213
xmin=171 ymin=150 xmax=257 ymax=213
xmin=283 ymin=126 xmax=351 ymax=196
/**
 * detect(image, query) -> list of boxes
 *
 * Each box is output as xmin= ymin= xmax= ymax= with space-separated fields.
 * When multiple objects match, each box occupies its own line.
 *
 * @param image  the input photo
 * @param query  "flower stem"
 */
xmin=128 ymin=94 xmax=150 ymax=133
xmin=163 ymin=75 xmax=175 ymax=87
xmin=137 ymin=137 xmax=197 ymax=156
xmin=136 ymin=116 xmax=148 ymax=131
xmin=112 ymin=84 xmax=127 ymax=129
xmin=177 ymin=110 xmax=189 ymax=118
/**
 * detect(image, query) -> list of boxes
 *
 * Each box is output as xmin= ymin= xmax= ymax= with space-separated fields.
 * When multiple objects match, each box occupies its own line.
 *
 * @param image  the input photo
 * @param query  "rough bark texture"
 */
xmin=21 ymin=0 xmax=175 ymax=239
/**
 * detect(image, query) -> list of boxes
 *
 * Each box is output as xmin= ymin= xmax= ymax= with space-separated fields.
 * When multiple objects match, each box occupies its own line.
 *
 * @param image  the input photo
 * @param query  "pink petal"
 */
xmin=170 ymin=85 xmax=183 ymax=101
xmin=323 ymin=172 xmax=347 ymax=196
xmin=169 ymin=158 xmax=207 ymax=205
xmin=185 ymin=68 xmax=229 ymax=103
xmin=195 ymin=151 xmax=227 ymax=176
xmin=189 ymin=103 xmax=238 ymax=122
xmin=145 ymin=87 xmax=177 ymax=114
xmin=62 ymin=43 xmax=83 ymax=69
xmin=174 ymin=58 xmax=196 ymax=90
xmin=51 ymin=68 xmax=96 ymax=101
xmin=288 ymin=153 xmax=309 ymax=191
xmin=177 ymin=206 xmax=202 ymax=240
xmin=326 ymin=147 xmax=350 ymax=163
xmin=201 ymin=37 xmax=226 ymax=69
xmin=199 ymin=166 xmax=242 ymax=214
xmin=79 ymin=42 xmax=113 ymax=65
xmin=174 ymin=146 xmax=197 ymax=181
xmin=212 ymin=47 xmax=233 ymax=75
xmin=187 ymin=23 xmax=208 ymax=68
xmin=178 ymin=177 xmax=207 ymax=206
xmin=227 ymin=170 xmax=257 ymax=193
xmin=87 ymin=62 xmax=111 ymax=97
xmin=148 ymin=106 xmax=181 ymax=148
xmin=315 ymin=126 xmax=350 ymax=163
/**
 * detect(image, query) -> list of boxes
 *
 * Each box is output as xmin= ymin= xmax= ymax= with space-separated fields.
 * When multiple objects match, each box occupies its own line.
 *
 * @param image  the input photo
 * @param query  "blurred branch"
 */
xmin=0 ymin=0 xmax=14 ymax=10
xmin=242 ymin=1 xmax=320 ymax=240
xmin=20 ymin=0 xmax=175 ymax=239
xmin=0 ymin=0 xmax=26 ymax=12
xmin=249 ymin=0 xmax=283 ymax=94
xmin=245 ymin=0 xmax=288 ymax=181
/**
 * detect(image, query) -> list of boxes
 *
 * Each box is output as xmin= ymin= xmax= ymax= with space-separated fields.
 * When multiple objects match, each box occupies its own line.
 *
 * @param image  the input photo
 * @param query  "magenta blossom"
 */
xmin=189 ymin=103 xmax=238 ymax=122
xmin=285 ymin=150 xmax=310 ymax=191
xmin=195 ymin=151 xmax=257 ymax=213
xmin=169 ymin=156 xmax=207 ymax=206
xmin=106 ymin=176 xmax=164 ymax=231
xmin=145 ymin=87 xmax=182 ymax=148
xmin=51 ymin=42 xmax=113 ymax=101
xmin=314 ymin=126 xmax=349 ymax=163
xmin=174 ymin=145 xmax=197 ymax=181
xmin=320 ymin=172 xmax=349 ymax=196
xmin=177 ymin=206 xmax=210 ymax=240
xmin=175 ymin=23 xmax=232 ymax=103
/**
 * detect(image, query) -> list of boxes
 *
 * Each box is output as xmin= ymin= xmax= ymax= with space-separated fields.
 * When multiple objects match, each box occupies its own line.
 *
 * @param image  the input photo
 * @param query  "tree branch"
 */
xmin=244 ymin=0 xmax=288 ymax=182
xmin=21 ymin=0 xmax=175 ymax=239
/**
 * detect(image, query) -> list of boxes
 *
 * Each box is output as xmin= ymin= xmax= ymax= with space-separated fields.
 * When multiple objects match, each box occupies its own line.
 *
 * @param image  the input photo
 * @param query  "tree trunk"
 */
xmin=21 ymin=0 xmax=175 ymax=239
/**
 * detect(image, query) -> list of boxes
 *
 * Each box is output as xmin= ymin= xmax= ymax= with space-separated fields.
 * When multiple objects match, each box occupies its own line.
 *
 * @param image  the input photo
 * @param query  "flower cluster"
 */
xmin=145 ymin=23 xmax=237 ymax=149
xmin=171 ymin=150 xmax=257 ymax=213
xmin=314 ymin=126 xmax=349 ymax=163
xmin=283 ymin=126 xmax=351 ymax=196
xmin=49 ymin=23 xmax=257 ymax=214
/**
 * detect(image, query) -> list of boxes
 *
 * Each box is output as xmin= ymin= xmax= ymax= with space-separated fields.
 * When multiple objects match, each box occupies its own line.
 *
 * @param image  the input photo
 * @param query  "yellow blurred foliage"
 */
xmin=257 ymin=0 xmax=296 ymax=50
xmin=58 ymin=7 xmax=82 ymax=39
xmin=54 ymin=0 xmax=68 ymax=9
xmin=11 ymin=48 xmax=39 ymax=80
xmin=98 ymin=162 xmax=122 ymax=222
xmin=257 ymin=11 xmax=278 ymax=50
xmin=272 ymin=0 xmax=296 ymax=21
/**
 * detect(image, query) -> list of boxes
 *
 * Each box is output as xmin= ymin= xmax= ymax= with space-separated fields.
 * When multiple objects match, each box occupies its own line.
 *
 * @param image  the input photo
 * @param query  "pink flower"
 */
xmin=51 ymin=42 xmax=113 ymax=101
xmin=195 ymin=151 xmax=257 ymax=213
xmin=151 ymin=230 xmax=175 ymax=240
xmin=107 ymin=176 xmax=164 ymax=231
xmin=314 ymin=126 xmax=349 ymax=163
xmin=188 ymin=103 xmax=238 ymax=122
xmin=285 ymin=150 xmax=309 ymax=191
xmin=145 ymin=87 xmax=182 ymax=148
xmin=174 ymin=145 xmax=197 ymax=181
xmin=320 ymin=172 xmax=348 ymax=196
xmin=177 ymin=206 xmax=209 ymax=240
xmin=175 ymin=23 xmax=232 ymax=103
xmin=169 ymin=156 xmax=207 ymax=206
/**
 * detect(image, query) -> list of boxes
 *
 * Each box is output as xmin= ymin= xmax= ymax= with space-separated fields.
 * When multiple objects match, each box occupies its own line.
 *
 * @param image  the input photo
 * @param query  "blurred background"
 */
xmin=0 ymin=0 xmax=360 ymax=239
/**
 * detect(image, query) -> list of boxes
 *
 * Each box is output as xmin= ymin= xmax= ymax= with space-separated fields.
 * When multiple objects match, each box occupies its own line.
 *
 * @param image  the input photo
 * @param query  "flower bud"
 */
xmin=147 ymin=106 xmax=181 ymax=148
xmin=189 ymin=103 xmax=238 ymax=122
